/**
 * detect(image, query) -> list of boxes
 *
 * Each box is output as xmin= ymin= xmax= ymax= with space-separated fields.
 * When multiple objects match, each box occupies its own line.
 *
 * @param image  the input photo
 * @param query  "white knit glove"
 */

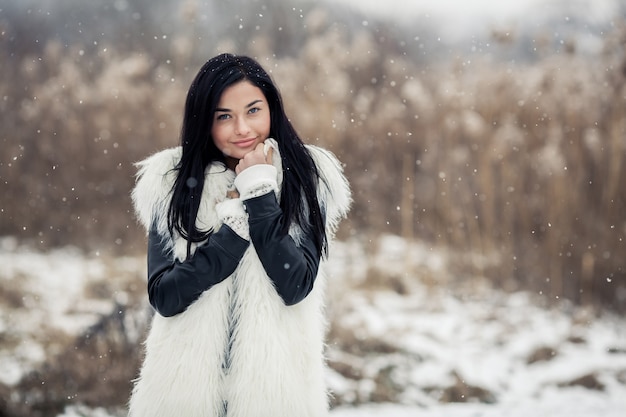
xmin=215 ymin=198 xmax=249 ymax=240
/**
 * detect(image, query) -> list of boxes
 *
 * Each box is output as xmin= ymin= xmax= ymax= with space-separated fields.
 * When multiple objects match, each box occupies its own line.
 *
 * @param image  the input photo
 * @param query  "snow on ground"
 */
xmin=1 ymin=235 xmax=625 ymax=416
xmin=326 ymin=236 xmax=626 ymax=415
xmin=0 ymin=236 xmax=144 ymax=387
xmin=332 ymin=388 xmax=626 ymax=417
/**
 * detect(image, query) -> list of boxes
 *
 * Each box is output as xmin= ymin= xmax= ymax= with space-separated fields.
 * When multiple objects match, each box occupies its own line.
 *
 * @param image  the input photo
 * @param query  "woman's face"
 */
xmin=211 ymin=80 xmax=271 ymax=169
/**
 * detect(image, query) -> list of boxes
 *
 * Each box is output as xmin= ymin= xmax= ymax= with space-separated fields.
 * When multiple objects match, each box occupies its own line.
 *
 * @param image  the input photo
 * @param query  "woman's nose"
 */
xmin=235 ymin=117 xmax=250 ymax=135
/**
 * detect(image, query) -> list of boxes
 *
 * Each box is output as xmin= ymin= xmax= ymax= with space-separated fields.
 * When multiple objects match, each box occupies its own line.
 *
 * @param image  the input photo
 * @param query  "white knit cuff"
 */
xmin=244 ymin=183 xmax=276 ymax=199
xmin=215 ymin=198 xmax=249 ymax=240
xmin=234 ymin=164 xmax=278 ymax=200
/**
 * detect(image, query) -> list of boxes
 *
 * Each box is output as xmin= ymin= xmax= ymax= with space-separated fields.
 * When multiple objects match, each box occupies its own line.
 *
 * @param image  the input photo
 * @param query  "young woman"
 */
xmin=129 ymin=53 xmax=351 ymax=417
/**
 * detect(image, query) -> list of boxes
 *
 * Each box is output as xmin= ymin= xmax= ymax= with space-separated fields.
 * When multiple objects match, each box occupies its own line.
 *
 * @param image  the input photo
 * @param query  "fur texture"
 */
xmin=128 ymin=144 xmax=351 ymax=417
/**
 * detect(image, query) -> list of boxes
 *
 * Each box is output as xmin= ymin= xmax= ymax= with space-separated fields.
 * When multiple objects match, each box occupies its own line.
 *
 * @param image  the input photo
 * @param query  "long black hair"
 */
xmin=168 ymin=53 xmax=327 ymax=259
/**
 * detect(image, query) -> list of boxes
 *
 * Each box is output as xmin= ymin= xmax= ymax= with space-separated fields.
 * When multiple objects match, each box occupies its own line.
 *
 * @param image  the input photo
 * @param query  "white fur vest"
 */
xmin=128 ymin=144 xmax=351 ymax=417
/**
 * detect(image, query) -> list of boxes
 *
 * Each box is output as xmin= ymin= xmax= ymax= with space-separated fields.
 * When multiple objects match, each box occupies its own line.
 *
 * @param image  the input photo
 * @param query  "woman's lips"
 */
xmin=233 ymin=138 xmax=257 ymax=148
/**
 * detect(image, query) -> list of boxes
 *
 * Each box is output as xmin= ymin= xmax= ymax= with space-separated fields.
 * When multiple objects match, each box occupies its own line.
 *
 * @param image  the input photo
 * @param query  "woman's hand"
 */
xmin=232 ymin=140 xmax=279 ymax=200
xmin=235 ymin=143 xmax=274 ymax=175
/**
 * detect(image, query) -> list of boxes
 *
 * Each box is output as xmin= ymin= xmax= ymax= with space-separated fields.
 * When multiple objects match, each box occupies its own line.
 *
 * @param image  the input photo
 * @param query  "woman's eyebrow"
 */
xmin=215 ymin=99 xmax=264 ymax=113
xmin=246 ymin=99 xmax=263 ymax=108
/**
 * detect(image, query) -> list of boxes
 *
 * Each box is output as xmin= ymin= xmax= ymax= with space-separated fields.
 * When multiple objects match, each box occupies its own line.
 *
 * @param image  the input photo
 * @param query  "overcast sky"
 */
xmin=334 ymin=0 xmax=621 ymax=41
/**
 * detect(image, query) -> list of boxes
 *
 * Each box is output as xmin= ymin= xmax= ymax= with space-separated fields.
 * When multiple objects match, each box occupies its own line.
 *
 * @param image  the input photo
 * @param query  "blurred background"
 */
xmin=1 ymin=0 xmax=625 ymax=415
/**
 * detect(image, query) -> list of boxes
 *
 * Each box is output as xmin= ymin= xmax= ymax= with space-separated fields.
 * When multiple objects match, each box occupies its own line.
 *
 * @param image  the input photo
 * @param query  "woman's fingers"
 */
xmin=235 ymin=143 xmax=269 ymax=174
xmin=226 ymin=189 xmax=240 ymax=199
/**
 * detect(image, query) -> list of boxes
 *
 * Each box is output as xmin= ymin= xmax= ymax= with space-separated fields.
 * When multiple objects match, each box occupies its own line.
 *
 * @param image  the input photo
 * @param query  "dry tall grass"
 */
xmin=0 ymin=3 xmax=624 ymax=310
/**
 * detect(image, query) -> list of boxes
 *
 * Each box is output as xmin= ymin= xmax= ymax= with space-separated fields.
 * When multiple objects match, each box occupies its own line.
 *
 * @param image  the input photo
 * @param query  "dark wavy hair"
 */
xmin=168 ymin=53 xmax=326 ymax=259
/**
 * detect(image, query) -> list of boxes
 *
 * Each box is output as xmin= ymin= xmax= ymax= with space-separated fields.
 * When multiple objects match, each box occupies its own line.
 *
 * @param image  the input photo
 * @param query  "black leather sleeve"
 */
xmin=147 ymin=224 xmax=250 ymax=317
xmin=244 ymin=192 xmax=322 ymax=306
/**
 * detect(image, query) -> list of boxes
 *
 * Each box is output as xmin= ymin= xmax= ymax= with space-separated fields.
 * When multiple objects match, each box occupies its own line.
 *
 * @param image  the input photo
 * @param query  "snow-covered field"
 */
xmin=1 ymin=235 xmax=625 ymax=416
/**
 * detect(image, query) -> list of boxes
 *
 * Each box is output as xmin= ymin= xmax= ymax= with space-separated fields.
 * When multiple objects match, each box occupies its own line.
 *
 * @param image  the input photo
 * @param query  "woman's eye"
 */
xmin=216 ymin=113 xmax=230 ymax=120
xmin=249 ymin=107 xmax=260 ymax=114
